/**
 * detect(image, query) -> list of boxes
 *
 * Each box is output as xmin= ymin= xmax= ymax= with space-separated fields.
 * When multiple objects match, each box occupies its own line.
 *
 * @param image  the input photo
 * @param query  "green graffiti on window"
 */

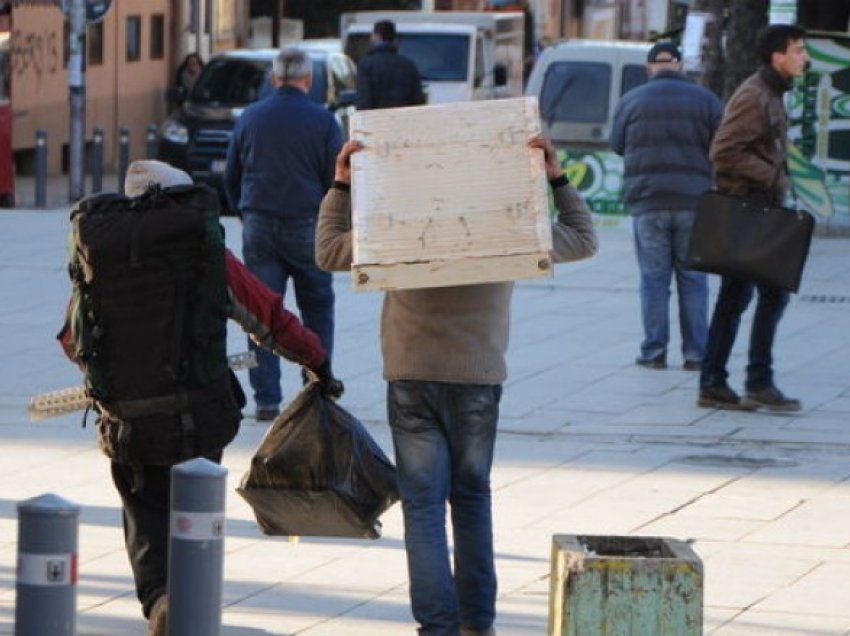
xmin=787 ymin=34 xmax=850 ymax=219
xmin=555 ymin=147 xmax=627 ymax=216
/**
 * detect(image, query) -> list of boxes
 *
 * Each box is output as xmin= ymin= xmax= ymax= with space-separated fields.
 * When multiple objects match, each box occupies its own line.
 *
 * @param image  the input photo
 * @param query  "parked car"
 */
xmin=526 ymin=39 xmax=650 ymax=148
xmin=158 ymin=40 xmax=356 ymax=212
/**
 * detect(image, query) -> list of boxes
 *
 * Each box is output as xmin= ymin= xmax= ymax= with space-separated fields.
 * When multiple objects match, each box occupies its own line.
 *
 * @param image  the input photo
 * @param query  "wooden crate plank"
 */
xmin=352 ymin=251 xmax=552 ymax=292
xmin=348 ymin=97 xmax=552 ymax=291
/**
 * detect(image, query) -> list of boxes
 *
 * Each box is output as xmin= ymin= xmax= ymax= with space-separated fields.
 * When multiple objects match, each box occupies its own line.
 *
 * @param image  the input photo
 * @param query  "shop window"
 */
xmin=88 ymin=22 xmax=104 ymax=66
xmin=150 ymin=14 xmax=165 ymax=60
xmin=126 ymin=15 xmax=142 ymax=62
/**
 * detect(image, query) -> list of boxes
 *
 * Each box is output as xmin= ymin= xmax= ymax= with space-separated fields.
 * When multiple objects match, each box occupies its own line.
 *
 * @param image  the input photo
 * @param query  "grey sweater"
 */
xmin=316 ymin=184 xmax=598 ymax=384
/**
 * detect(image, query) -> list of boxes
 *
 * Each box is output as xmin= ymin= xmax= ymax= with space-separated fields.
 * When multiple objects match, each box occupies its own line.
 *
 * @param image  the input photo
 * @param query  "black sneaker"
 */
xmin=255 ymin=407 xmax=279 ymax=422
xmin=698 ymin=384 xmax=758 ymax=411
xmin=683 ymin=360 xmax=702 ymax=371
xmin=745 ymin=386 xmax=802 ymax=412
xmin=635 ymin=356 xmax=666 ymax=369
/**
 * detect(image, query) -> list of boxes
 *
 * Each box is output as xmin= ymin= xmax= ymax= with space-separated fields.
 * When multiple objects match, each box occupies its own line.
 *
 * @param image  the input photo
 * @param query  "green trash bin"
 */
xmin=548 ymin=534 xmax=703 ymax=636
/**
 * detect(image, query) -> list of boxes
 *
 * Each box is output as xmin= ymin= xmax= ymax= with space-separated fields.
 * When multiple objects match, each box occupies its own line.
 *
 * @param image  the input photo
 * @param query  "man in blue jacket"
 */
xmin=610 ymin=42 xmax=723 ymax=371
xmin=225 ymin=46 xmax=343 ymax=421
xmin=356 ymin=20 xmax=425 ymax=110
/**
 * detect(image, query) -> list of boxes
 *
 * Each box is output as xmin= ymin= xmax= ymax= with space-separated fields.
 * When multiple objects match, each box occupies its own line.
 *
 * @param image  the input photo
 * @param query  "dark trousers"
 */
xmin=111 ymin=451 xmax=222 ymax=618
xmin=700 ymin=276 xmax=789 ymax=392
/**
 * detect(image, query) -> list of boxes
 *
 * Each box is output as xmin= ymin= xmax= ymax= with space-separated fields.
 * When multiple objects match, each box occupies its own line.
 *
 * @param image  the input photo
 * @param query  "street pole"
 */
xmin=68 ymin=0 xmax=86 ymax=202
xmin=272 ymin=0 xmax=283 ymax=48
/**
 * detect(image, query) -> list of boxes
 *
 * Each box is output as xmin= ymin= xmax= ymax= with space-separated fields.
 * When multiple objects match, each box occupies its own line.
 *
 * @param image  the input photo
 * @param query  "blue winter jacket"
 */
xmin=610 ymin=70 xmax=723 ymax=215
xmin=224 ymin=86 xmax=343 ymax=223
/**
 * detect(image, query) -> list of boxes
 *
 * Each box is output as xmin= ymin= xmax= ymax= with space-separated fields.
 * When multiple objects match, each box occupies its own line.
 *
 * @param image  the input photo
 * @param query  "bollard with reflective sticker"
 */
xmin=15 ymin=493 xmax=80 ymax=636
xmin=168 ymin=458 xmax=227 ymax=636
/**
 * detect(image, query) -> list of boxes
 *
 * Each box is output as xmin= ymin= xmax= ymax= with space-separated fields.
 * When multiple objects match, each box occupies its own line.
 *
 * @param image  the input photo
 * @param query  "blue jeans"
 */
xmin=387 ymin=380 xmax=501 ymax=636
xmin=242 ymin=213 xmax=334 ymax=408
xmin=700 ymin=276 xmax=790 ymax=392
xmin=633 ymin=211 xmax=708 ymax=363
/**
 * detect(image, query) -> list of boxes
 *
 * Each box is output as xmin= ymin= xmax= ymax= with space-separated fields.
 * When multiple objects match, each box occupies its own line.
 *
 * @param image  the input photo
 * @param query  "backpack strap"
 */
xmin=99 ymin=374 xmax=231 ymax=420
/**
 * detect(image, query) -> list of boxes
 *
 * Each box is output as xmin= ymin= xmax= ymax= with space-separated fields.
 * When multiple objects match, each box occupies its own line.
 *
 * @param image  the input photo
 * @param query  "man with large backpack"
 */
xmin=58 ymin=160 xmax=342 ymax=635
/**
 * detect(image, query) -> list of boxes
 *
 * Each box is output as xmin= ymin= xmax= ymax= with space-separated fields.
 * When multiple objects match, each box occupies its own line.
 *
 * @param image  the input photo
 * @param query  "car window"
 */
xmin=397 ymin=34 xmax=469 ymax=82
xmin=621 ymin=64 xmax=648 ymax=95
xmin=540 ymin=61 xmax=611 ymax=124
xmin=193 ymin=57 xmax=329 ymax=106
xmin=191 ymin=58 xmax=268 ymax=106
xmin=345 ymin=31 xmax=469 ymax=82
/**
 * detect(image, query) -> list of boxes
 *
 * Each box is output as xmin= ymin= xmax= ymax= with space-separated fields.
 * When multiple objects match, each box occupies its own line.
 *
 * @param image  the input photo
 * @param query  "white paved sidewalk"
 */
xmin=0 ymin=209 xmax=849 ymax=635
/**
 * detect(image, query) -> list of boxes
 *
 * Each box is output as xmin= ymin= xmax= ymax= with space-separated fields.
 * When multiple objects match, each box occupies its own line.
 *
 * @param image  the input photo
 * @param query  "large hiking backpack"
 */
xmin=66 ymin=184 xmax=241 ymax=465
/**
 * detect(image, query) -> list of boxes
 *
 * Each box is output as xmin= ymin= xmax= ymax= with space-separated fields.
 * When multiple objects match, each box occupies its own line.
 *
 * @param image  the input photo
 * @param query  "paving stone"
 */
xmin=2 ymin=213 xmax=850 ymax=634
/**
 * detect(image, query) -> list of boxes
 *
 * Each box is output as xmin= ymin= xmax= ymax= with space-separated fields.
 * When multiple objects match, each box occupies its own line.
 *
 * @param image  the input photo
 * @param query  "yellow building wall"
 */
xmin=12 ymin=2 xmax=171 ymax=174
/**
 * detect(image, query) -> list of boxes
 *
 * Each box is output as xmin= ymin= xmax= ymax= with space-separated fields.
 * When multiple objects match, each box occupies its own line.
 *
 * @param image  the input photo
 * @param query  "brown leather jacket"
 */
xmin=709 ymin=66 xmax=793 ymax=204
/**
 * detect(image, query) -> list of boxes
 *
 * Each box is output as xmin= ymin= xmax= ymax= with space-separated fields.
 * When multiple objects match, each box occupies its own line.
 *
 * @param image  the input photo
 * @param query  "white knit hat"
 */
xmin=124 ymin=160 xmax=193 ymax=197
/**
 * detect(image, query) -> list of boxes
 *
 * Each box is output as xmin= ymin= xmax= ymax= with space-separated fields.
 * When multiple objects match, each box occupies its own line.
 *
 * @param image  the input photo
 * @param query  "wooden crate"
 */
xmin=348 ymin=96 xmax=553 ymax=291
xmin=548 ymin=534 xmax=703 ymax=636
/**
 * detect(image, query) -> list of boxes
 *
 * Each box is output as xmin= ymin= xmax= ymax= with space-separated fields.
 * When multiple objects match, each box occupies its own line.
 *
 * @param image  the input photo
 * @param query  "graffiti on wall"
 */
xmin=554 ymin=147 xmax=626 ymax=218
xmin=788 ymin=33 xmax=850 ymax=220
xmin=10 ymin=27 xmax=60 ymax=80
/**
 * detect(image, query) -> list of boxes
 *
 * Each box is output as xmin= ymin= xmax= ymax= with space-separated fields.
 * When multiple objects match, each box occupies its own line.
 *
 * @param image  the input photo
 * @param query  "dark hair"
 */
xmin=180 ymin=52 xmax=204 ymax=68
xmin=756 ymin=24 xmax=806 ymax=66
xmin=373 ymin=20 xmax=397 ymax=42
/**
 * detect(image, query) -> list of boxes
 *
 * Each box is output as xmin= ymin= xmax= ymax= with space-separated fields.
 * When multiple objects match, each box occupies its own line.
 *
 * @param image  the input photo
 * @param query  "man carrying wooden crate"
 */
xmin=316 ymin=133 xmax=597 ymax=636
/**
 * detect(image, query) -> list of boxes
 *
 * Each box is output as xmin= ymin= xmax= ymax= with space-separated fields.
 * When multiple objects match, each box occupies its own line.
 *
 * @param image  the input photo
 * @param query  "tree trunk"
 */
xmin=691 ymin=0 xmax=726 ymax=98
xmin=723 ymin=0 xmax=768 ymax=99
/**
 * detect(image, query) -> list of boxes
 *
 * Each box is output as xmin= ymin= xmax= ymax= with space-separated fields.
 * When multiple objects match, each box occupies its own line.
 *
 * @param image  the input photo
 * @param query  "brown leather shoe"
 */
xmin=745 ymin=386 xmax=802 ymax=412
xmin=698 ymin=384 xmax=758 ymax=411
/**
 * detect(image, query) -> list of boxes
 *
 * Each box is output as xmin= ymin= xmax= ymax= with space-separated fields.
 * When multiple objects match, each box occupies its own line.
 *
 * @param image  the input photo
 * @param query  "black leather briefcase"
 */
xmin=684 ymin=190 xmax=815 ymax=293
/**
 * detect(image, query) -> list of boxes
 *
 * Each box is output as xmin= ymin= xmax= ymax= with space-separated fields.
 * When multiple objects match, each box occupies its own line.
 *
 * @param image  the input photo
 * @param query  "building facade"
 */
xmin=6 ymin=0 xmax=247 ymax=178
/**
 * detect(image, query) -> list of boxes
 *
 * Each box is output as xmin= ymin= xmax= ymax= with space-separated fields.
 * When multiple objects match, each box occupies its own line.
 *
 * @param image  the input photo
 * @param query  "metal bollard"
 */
xmin=117 ymin=125 xmax=130 ymax=195
xmin=168 ymin=458 xmax=227 ymax=636
xmin=35 ymin=129 xmax=47 ymax=208
xmin=146 ymin=123 xmax=159 ymax=159
xmin=15 ymin=493 xmax=80 ymax=636
xmin=91 ymin=127 xmax=104 ymax=194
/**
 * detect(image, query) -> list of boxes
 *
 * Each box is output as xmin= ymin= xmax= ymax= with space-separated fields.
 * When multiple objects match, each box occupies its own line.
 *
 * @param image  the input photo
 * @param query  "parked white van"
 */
xmin=526 ymin=39 xmax=651 ymax=216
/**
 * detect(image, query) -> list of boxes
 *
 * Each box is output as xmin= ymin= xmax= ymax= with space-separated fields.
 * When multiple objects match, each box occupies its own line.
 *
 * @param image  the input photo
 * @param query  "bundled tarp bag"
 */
xmin=237 ymin=381 xmax=399 ymax=539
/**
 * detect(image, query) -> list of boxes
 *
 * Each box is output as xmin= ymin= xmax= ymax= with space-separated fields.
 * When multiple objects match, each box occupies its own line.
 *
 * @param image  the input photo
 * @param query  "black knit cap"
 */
xmin=647 ymin=42 xmax=681 ymax=63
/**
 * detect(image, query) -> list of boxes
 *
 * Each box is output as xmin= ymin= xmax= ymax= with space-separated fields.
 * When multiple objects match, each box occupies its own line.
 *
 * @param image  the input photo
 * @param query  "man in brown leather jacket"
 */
xmin=698 ymin=24 xmax=809 ymax=412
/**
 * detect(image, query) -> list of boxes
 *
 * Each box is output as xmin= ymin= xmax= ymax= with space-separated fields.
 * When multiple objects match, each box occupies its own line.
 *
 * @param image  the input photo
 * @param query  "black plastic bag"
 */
xmin=237 ymin=382 xmax=399 ymax=539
